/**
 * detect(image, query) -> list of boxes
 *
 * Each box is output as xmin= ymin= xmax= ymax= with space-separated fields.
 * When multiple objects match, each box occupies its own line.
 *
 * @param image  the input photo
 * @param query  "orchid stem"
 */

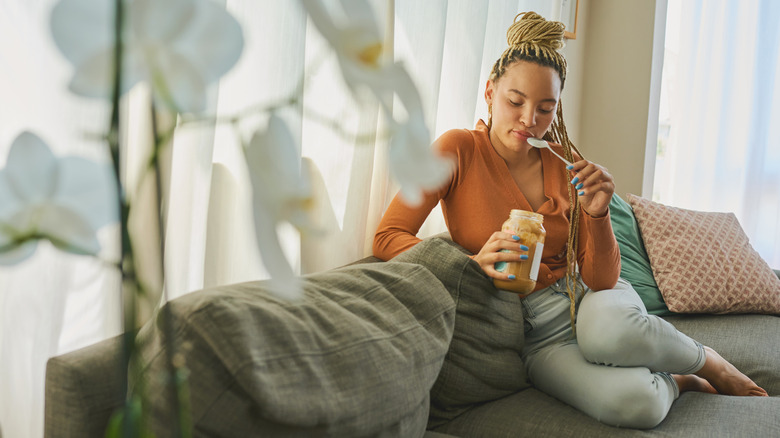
xmin=177 ymin=96 xmax=297 ymax=127
xmin=150 ymin=102 xmax=191 ymax=438
xmin=106 ymin=0 xmax=151 ymax=436
xmin=174 ymin=52 xmax=385 ymax=146
xmin=106 ymin=0 xmax=131 ymax=436
xmin=174 ymin=99 xmax=387 ymax=146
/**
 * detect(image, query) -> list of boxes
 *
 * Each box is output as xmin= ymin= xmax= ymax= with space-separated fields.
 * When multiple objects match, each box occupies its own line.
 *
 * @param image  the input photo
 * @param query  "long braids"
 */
xmin=490 ymin=12 xmax=586 ymax=333
xmin=546 ymin=103 xmax=586 ymax=334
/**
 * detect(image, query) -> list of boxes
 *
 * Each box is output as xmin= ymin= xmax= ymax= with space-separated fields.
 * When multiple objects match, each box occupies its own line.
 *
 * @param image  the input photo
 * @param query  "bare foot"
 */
xmin=694 ymin=346 xmax=768 ymax=397
xmin=673 ymin=373 xmax=718 ymax=394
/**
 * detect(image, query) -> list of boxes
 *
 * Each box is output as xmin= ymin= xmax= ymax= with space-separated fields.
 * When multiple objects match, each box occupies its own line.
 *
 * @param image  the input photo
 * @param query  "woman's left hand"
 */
xmin=567 ymin=160 xmax=614 ymax=218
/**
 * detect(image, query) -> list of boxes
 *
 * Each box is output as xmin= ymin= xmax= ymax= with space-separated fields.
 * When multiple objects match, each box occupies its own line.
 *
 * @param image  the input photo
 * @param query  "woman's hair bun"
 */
xmin=506 ymin=11 xmax=565 ymax=50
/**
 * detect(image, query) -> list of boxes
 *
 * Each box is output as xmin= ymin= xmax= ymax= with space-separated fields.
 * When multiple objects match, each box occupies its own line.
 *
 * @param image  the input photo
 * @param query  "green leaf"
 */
xmin=104 ymin=396 xmax=154 ymax=438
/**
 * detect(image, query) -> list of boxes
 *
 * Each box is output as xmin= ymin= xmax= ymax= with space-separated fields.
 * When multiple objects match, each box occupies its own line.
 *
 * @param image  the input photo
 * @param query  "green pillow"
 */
xmin=609 ymin=194 xmax=673 ymax=315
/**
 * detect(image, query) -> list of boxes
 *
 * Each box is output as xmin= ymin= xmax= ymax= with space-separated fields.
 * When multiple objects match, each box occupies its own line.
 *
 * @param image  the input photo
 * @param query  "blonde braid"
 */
xmin=545 ymin=103 xmax=586 ymax=335
xmin=491 ymin=11 xmax=584 ymax=334
xmin=490 ymin=12 xmax=567 ymax=86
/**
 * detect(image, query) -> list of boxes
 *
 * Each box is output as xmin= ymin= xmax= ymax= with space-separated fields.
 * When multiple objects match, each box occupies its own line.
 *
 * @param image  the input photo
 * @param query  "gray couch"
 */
xmin=44 ymin=233 xmax=780 ymax=437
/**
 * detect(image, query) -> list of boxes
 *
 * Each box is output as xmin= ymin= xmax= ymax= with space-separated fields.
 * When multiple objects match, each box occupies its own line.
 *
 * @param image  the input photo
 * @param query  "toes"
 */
xmin=749 ymin=384 xmax=767 ymax=396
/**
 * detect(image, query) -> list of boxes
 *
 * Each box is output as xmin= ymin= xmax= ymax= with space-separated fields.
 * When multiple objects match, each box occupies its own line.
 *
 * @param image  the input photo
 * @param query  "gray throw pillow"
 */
xmin=133 ymin=262 xmax=455 ymax=437
xmin=390 ymin=235 xmax=531 ymax=428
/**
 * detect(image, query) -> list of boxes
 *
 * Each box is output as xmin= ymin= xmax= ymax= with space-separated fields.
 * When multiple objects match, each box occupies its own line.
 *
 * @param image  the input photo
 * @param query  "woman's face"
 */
xmin=485 ymin=60 xmax=561 ymax=153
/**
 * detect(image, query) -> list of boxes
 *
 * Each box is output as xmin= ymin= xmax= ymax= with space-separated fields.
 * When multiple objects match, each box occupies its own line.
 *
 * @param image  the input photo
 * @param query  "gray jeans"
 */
xmin=520 ymin=277 xmax=706 ymax=429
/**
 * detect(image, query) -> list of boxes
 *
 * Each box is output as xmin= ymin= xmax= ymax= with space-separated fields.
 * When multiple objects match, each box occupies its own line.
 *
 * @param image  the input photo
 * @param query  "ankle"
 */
xmin=694 ymin=346 xmax=718 ymax=379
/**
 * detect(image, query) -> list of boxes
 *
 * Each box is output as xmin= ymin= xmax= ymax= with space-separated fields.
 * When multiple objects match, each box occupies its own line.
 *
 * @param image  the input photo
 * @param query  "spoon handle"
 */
xmin=546 ymin=146 xmax=573 ymax=167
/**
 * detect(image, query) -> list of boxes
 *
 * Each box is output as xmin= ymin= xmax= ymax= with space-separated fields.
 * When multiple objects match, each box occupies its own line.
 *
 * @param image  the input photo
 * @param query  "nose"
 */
xmin=519 ymin=106 xmax=535 ymax=128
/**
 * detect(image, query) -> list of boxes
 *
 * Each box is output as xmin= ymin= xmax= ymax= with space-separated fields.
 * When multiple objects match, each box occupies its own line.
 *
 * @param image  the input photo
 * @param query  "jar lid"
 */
xmin=509 ymin=209 xmax=544 ymax=222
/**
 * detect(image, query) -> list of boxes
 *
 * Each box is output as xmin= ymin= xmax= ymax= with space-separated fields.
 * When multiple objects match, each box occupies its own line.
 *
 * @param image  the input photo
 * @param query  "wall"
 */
xmin=559 ymin=0 xmax=587 ymax=149
xmin=566 ymin=0 xmax=665 ymax=198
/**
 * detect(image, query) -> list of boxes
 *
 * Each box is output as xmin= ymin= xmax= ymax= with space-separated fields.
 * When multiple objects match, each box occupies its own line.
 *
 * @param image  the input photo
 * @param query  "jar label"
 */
xmin=529 ymin=243 xmax=544 ymax=281
xmin=495 ymin=249 xmax=510 ymax=272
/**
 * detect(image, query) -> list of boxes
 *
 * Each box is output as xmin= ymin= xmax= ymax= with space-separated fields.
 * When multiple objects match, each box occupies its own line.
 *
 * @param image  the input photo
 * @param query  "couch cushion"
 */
xmin=430 ymin=385 xmax=780 ymax=437
xmin=133 ymin=262 xmax=455 ymax=437
xmin=431 ymin=312 xmax=780 ymax=437
xmin=390 ymin=235 xmax=531 ymax=428
xmin=662 ymin=313 xmax=780 ymax=395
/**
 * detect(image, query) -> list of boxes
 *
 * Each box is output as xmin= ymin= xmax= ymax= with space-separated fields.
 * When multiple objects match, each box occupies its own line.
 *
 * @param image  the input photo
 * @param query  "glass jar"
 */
xmin=493 ymin=209 xmax=546 ymax=294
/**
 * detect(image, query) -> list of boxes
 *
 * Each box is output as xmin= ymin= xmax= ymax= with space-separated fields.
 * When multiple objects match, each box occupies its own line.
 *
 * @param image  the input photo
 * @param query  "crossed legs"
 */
xmin=521 ymin=279 xmax=766 ymax=429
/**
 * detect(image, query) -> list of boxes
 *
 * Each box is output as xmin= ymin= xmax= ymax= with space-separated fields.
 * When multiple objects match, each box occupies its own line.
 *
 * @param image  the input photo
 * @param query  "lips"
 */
xmin=512 ymin=130 xmax=534 ymax=140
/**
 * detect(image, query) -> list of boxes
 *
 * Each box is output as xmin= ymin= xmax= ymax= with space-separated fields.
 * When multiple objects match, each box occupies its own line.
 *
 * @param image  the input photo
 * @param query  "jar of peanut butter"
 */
xmin=493 ymin=209 xmax=546 ymax=294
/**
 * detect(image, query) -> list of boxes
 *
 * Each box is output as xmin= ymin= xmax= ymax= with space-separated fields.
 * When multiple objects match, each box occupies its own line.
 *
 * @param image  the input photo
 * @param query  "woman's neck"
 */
xmin=488 ymin=129 xmax=540 ymax=169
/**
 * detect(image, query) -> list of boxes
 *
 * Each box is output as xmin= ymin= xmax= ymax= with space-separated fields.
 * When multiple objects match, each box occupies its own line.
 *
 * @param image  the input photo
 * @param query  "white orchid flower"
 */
xmin=0 ymin=132 xmax=117 ymax=265
xmin=244 ymin=114 xmax=315 ymax=300
xmin=370 ymin=64 xmax=454 ymax=205
xmin=389 ymin=111 xmax=455 ymax=207
xmin=301 ymin=0 xmax=454 ymax=203
xmin=301 ymin=0 xmax=385 ymax=104
xmin=50 ymin=0 xmax=244 ymax=113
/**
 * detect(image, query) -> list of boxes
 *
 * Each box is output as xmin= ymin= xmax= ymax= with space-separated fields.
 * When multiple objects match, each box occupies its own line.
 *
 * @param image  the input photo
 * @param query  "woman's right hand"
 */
xmin=472 ymin=231 xmax=530 ymax=280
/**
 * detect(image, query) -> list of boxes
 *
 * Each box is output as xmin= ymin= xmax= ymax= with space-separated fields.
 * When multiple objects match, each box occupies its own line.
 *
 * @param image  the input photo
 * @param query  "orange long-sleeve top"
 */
xmin=373 ymin=120 xmax=620 ymax=292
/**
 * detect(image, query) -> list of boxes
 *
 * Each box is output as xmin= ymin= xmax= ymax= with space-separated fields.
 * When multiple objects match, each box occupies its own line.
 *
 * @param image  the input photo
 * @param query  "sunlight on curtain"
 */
xmin=299 ymin=1 xmax=384 ymax=273
xmin=655 ymin=0 xmax=780 ymax=268
xmin=186 ymin=0 xmax=385 ymax=283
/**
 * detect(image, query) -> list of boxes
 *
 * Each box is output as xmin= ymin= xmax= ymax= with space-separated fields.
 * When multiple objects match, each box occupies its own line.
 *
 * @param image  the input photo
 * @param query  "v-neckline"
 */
xmin=485 ymin=133 xmax=553 ymax=214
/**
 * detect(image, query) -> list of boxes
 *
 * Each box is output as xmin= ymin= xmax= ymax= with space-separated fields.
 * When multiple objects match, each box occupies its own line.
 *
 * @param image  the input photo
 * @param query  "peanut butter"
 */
xmin=493 ymin=209 xmax=546 ymax=294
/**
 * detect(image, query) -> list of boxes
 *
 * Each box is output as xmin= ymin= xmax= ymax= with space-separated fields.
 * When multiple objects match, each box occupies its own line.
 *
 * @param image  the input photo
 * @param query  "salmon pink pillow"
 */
xmin=627 ymin=194 xmax=780 ymax=314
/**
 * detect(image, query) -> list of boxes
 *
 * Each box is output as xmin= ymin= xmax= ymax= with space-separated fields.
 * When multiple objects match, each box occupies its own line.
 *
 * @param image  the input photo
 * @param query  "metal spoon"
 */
xmin=527 ymin=137 xmax=573 ymax=167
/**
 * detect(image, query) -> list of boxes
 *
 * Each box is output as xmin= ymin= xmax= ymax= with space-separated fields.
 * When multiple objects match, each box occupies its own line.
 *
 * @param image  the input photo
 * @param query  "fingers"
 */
xmin=482 ymin=250 xmax=527 ymax=280
xmin=496 ymin=232 xmax=532 ymax=253
xmin=567 ymin=160 xmax=614 ymax=197
xmin=475 ymin=231 xmax=531 ymax=280
xmin=567 ymin=160 xmax=614 ymax=217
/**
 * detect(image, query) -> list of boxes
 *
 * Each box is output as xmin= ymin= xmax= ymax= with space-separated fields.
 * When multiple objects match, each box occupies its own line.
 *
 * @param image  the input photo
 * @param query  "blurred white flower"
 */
xmin=244 ymin=114 xmax=315 ymax=300
xmin=301 ymin=0 xmax=454 ymax=204
xmin=0 ymin=132 xmax=117 ymax=265
xmin=301 ymin=0 xmax=385 ymax=105
xmin=50 ymin=0 xmax=244 ymax=113
xmin=389 ymin=110 xmax=455 ymax=206
xmin=373 ymin=64 xmax=454 ymax=205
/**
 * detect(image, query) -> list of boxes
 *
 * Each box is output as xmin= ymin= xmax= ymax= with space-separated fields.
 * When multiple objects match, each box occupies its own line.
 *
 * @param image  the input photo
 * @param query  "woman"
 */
xmin=373 ymin=11 xmax=766 ymax=429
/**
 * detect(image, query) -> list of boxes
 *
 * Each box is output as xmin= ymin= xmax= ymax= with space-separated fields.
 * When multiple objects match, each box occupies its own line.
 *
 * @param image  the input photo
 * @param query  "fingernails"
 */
xmin=511 ymin=235 xmax=520 ymax=241
xmin=520 ymin=254 xmax=529 ymax=260
xmin=566 ymin=165 xmax=574 ymax=170
xmin=570 ymin=176 xmax=579 ymax=184
xmin=578 ymin=191 xmax=585 ymax=196
xmin=575 ymin=183 xmax=583 ymax=190
xmin=508 ymin=274 xmax=516 ymax=280
xmin=519 ymin=244 xmax=529 ymax=251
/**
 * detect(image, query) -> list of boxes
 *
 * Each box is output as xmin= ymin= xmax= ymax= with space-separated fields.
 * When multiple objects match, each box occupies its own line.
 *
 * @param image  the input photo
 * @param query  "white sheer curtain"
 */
xmin=0 ymin=1 xmax=557 ymax=436
xmin=171 ymin=0 xmax=552 ymax=293
xmin=656 ymin=0 xmax=780 ymax=268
